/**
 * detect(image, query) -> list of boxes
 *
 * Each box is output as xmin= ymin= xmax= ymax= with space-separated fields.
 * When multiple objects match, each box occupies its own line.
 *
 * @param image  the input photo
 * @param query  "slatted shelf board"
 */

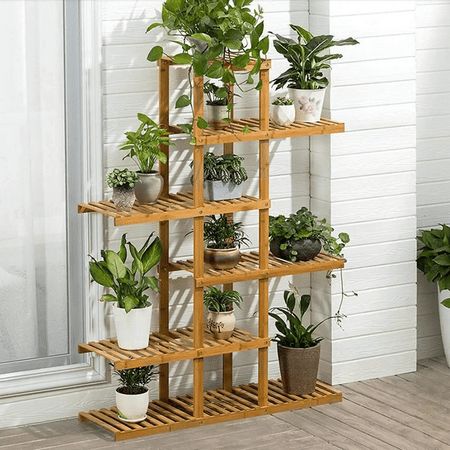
xmin=171 ymin=118 xmax=344 ymax=145
xmin=170 ymin=251 xmax=345 ymax=287
xmin=79 ymin=327 xmax=269 ymax=370
xmin=78 ymin=192 xmax=269 ymax=226
xmin=79 ymin=379 xmax=342 ymax=441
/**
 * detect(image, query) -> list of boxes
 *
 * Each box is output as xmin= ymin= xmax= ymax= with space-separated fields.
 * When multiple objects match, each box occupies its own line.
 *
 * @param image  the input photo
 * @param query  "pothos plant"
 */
xmin=146 ymin=0 xmax=269 ymax=130
xmin=417 ymin=225 xmax=450 ymax=308
xmin=89 ymin=233 xmax=162 ymax=312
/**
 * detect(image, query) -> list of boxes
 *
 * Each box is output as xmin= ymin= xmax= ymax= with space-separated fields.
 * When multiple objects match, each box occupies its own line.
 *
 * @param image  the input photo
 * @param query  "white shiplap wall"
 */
xmin=100 ymin=0 xmax=311 ymax=394
xmin=416 ymin=0 xmax=449 ymax=359
xmin=309 ymin=0 xmax=418 ymax=384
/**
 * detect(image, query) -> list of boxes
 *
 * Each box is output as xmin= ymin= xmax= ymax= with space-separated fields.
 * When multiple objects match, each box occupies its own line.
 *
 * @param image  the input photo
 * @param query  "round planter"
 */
xmin=112 ymin=186 xmax=136 ymax=212
xmin=437 ymin=288 xmax=450 ymax=367
xmin=113 ymin=305 xmax=152 ymax=350
xmin=270 ymin=238 xmax=321 ymax=262
xmin=116 ymin=387 xmax=149 ymax=422
xmin=204 ymin=247 xmax=240 ymax=270
xmin=288 ymin=87 xmax=326 ymax=123
xmin=271 ymin=104 xmax=295 ymax=127
xmin=135 ymin=171 xmax=163 ymax=204
xmin=206 ymin=104 xmax=229 ymax=130
xmin=206 ymin=309 xmax=236 ymax=340
xmin=277 ymin=343 xmax=320 ymax=395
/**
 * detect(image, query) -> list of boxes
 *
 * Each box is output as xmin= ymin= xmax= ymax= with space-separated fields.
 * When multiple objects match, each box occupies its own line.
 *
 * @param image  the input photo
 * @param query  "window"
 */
xmin=0 ymin=0 xmax=104 ymax=395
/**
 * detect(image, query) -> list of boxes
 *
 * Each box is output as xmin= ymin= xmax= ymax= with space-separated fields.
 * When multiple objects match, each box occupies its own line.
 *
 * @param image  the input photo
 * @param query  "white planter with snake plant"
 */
xmin=89 ymin=233 xmax=162 ymax=350
xmin=418 ymin=225 xmax=450 ymax=367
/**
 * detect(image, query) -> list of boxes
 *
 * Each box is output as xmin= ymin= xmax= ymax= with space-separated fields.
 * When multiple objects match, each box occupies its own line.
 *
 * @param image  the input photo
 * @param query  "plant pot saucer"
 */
xmin=117 ymin=414 xmax=147 ymax=423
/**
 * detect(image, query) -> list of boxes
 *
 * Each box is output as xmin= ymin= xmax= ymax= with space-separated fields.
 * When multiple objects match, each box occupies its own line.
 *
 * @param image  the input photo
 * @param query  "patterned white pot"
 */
xmin=113 ymin=305 xmax=152 ymax=350
xmin=112 ymin=186 xmax=136 ymax=211
xmin=271 ymin=104 xmax=296 ymax=127
xmin=116 ymin=388 xmax=149 ymax=422
xmin=206 ymin=309 xmax=236 ymax=340
xmin=437 ymin=288 xmax=450 ymax=367
xmin=288 ymin=87 xmax=326 ymax=123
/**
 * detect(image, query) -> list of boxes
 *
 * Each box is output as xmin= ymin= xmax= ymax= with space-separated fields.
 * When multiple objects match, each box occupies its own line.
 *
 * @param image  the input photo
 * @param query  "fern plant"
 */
xmin=114 ymin=365 xmax=158 ymax=395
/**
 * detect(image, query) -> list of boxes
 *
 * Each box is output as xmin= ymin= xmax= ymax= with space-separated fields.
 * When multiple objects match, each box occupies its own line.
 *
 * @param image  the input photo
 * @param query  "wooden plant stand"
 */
xmin=77 ymin=57 xmax=345 ymax=441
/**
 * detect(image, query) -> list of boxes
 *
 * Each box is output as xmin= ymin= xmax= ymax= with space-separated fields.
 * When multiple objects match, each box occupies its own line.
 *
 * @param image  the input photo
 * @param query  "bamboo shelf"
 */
xmin=78 ymin=56 xmax=346 ymax=440
xmin=171 ymin=251 xmax=345 ymax=287
xmin=79 ymin=379 xmax=342 ymax=441
xmin=79 ymin=327 xmax=269 ymax=370
xmin=78 ymin=193 xmax=269 ymax=226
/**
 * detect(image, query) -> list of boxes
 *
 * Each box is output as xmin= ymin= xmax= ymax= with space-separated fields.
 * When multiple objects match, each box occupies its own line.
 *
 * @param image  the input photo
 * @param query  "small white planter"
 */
xmin=135 ymin=171 xmax=163 ymax=204
xmin=116 ymin=388 xmax=149 ymax=422
xmin=437 ymin=288 xmax=450 ymax=367
xmin=206 ymin=104 xmax=229 ymax=130
xmin=288 ymin=87 xmax=326 ymax=123
xmin=271 ymin=104 xmax=295 ymax=127
xmin=204 ymin=180 xmax=243 ymax=201
xmin=113 ymin=305 xmax=152 ymax=350
xmin=206 ymin=309 xmax=236 ymax=340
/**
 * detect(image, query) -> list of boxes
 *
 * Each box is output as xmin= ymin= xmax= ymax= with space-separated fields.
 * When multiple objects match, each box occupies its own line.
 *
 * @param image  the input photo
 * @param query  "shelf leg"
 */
xmin=223 ymin=353 xmax=233 ymax=391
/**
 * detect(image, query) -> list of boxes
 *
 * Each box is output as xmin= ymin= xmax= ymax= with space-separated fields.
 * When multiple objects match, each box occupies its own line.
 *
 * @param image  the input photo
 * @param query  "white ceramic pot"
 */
xmin=112 ymin=186 xmax=136 ymax=211
xmin=207 ymin=309 xmax=236 ymax=339
xmin=116 ymin=388 xmax=149 ymax=422
xmin=437 ymin=288 xmax=450 ymax=367
xmin=288 ymin=87 xmax=326 ymax=123
xmin=113 ymin=305 xmax=152 ymax=350
xmin=271 ymin=104 xmax=296 ymax=127
xmin=204 ymin=180 xmax=243 ymax=201
xmin=135 ymin=171 xmax=163 ymax=204
xmin=206 ymin=104 xmax=229 ymax=130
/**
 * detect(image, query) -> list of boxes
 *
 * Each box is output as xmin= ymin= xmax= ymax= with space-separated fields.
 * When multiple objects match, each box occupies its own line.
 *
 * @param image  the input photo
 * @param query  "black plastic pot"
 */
xmin=270 ymin=237 xmax=322 ymax=262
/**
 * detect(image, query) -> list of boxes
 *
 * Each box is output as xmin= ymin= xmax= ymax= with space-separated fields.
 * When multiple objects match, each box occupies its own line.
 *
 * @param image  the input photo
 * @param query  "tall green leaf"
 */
xmin=105 ymin=250 xmax=127 ymax=279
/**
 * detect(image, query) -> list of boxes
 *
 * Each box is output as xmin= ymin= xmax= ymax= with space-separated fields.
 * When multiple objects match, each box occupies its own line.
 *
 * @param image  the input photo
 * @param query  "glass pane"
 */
xmin=0 ymin=1 xmax=68 ymax=372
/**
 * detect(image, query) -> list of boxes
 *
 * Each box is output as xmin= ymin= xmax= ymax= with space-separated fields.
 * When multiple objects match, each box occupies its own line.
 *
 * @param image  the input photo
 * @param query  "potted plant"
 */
xmin=271 ymin=25 xmax=359 ymax=122
xmin=114 ymin=365 xmax=157 ymax=423
xmin=120 ymin=113 xmax=170 ymax=204
xmin=271 ymin=96 xmax=295 ymax=127
xmin=89 ymin=233 xmax=161 ymax=350
xmin=269 ymin=207 xmax=349 ymax=262
xmin=146 ymin=0 xmax=269 ymax=130
xmin=106 ymin=168 xmax=139 ymax=212
xmin=270 ymin=285 xmax=344 ymax=395
xmin=204 ymin=286 xmax=243 ymax=339
xmin=204 ymin=81 xmax=231 ymax=130
xmin=417 ymin=225 xmax=450 ymax=367
xmin=204 ymin=215 xmax=250 ymax=270
xmin=190 ymin=152 xmax=248 ymax=201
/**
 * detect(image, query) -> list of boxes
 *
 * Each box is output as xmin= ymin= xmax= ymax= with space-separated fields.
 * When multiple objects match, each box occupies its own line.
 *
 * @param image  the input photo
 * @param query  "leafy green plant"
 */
xmin=89 ymin=233 xmax=161 ymax=312
xmin=147 ymin=0 xmax=269 ymax=125
xmin=204 ymin=81 xmax=230 ymax=106
xmin=269 ymin=207 xmax=349 ymax=261
xmin=106 ymin=168 xmax=139 ymax=189
xmin=204 ymin=286 xmax=243 ymax=312
xmin=120 ymin=113 xmax=170 ymax=173
xmin=190 ymin=152 xmax=248 ymax=185
xmin=271 ymin=25 xmax=359 ymax=90
xmin=114 ymin=365 xmax=158 ymax=395
xmin=272 ymin=96 xmax=293 ymax=106
xmin=417 ymin=225 xmax=450 ymax=308
xmin=204 ymin=215 xmax=250 ymax=249
xmin=270 ymin=284 xmax=345 ymax=348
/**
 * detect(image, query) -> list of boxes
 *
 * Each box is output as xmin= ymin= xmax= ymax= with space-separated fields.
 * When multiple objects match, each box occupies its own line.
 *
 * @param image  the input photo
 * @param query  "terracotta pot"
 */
xmin=204 ymin=247 xmax=240 ymax=270
xmin=205 ymin=104 xmax=229 ymax=130
xmin=277 ymin=343 xmax=320 ymax=395
xmin=270 ymin=238 xmax=321 ymax=262
xmin=204 ymin=180 xmax=243 ymax=201
xmin=116 ymin=387 xmax=148 ymax=422
xmin=113 ymin=305 xmax=152 ymax=350
xmin=112 ymin=186 xmax=136 ymax=211
xmin=288 ymin=87 xmax=326 ymax=123
xmin=206 ymin=309 xmax=236 ymax=339
xmin=135 ymin=171 xmax=163 ymax=204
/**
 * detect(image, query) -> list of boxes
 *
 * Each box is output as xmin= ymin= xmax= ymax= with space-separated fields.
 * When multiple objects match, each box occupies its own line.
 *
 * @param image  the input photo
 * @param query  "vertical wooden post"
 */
xmin=193 ymin=74 xmax=205 ymax=418
xmin=158 ymin=58 xmax=170 ymax=401
xmin=258 ymin=67 xmax=270 ymax=407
